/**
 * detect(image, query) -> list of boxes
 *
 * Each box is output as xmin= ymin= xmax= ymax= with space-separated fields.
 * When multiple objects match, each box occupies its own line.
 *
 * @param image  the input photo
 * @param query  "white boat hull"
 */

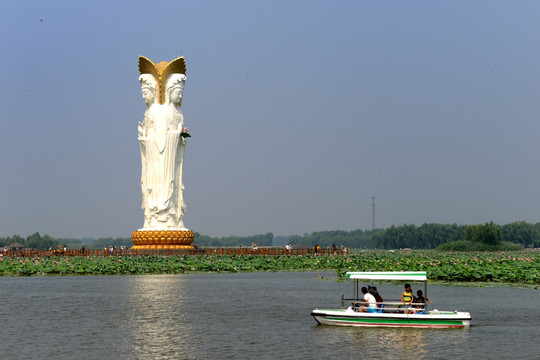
xmin=312 ymin=308 xmax=471 ymax=328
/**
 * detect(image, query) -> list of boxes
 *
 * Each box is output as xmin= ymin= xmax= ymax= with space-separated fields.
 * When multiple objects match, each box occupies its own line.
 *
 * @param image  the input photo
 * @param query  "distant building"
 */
xmin=7 ymin=242 xmax=24 ymax=250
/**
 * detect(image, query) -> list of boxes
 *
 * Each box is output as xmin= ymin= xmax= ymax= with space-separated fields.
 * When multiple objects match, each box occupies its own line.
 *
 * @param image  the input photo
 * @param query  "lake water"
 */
xmin=0 ymin=271 xmax=538 ymax=359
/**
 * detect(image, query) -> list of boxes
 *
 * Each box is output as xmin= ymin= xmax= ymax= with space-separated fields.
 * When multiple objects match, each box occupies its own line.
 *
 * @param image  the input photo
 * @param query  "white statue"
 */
xmin=138 ymin=73 xmax=157 ymax=219
xmin=137 ymin=57 xmax=189 ymax=231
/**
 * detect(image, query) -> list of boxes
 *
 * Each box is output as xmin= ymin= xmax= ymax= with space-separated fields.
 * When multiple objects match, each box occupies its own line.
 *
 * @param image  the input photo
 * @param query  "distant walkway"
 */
xmin=1 ymin=247 xmax=347 ymax=257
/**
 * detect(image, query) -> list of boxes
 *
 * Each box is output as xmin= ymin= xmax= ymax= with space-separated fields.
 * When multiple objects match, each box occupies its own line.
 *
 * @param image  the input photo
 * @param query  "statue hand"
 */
xmin=138 ymin=123 xmax=146 ymax=137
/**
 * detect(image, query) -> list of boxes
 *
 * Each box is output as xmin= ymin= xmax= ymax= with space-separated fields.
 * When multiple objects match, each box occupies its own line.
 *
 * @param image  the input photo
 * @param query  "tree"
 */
xmin=25 ymin=232 xmax=42 ymax=249
xmin=501 ymin=221 xmax=540 ymax=247
xmin=463 ymin=222 xmax=501 ymax=245
xmin=24 ymin=232 xmax=59 ymax=250
xmin=0 ymin=235 xmax=24 ymax=247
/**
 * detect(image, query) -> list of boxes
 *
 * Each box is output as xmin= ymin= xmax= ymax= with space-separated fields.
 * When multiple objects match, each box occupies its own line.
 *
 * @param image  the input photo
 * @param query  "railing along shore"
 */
xmin=1 ymin=247 xmax=345 ymax=257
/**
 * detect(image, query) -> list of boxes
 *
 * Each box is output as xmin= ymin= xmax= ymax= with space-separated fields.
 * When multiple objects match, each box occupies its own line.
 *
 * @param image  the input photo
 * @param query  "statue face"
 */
xmin=169 ymin=81 xmax=184 ymax=104
xmin=139 ymin=74 xmax=157 ymax=105
xmin=166 ymin=74 xmax=186 ymax=104
xmin=141 ymin=87 xmax=155 ymax=105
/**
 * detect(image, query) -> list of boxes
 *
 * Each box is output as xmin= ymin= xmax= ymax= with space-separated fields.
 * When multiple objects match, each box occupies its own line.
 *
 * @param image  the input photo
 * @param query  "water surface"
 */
xmin=0 ymin=272 xmax=537 ymax=359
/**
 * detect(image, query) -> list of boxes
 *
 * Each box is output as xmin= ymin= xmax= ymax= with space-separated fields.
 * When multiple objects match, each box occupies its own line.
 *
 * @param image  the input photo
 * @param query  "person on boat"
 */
xmin=359 ymin=286 xmax=377 ymax=313
xmin=401 ymin=283 xmax=413 ymax=314
xmin=413 ymin=290 xmax=433 ymax=311
xmin=369 ymin=286 xmax=384 ymax=309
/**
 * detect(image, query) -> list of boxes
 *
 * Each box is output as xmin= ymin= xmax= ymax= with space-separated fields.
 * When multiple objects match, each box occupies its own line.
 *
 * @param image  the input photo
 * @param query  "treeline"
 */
xmin=0 ymin=234 xmax=134 ymax=250
xmin=2 ymin=221 xmax=539 ymax=251
xmin=288 ymin=225 xmax=461 ymax=249
xmin=289 ymin=229 xmax=378 ymax=249
xmin=437 ymin=222 xmax=523 ymax=251
xmin=0 ymin=232 xmax=275 ymax=250
xmin=373 ymin=223 xmax=464 ymax=249
xmin=289 ymin=221 xmax=540 ymax=249
xmin=0 ymin=233 xmax=59 ymax=250
xmin=194 ymin=232 xmax=273 ymax=247
xmin=87 ymin=238 xmax=134 ymax=249
xmin=56 ymin=237 xmax=133 ymax=250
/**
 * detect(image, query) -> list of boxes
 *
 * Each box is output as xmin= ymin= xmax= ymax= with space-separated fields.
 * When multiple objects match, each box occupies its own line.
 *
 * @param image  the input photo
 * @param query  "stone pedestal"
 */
xmin=131 ymin=230 xmax=195 ymax=250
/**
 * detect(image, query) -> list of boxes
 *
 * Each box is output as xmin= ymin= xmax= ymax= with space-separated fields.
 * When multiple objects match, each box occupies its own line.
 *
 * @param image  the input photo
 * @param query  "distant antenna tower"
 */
xmin=371 ymin=194 xmax=376 ymax=230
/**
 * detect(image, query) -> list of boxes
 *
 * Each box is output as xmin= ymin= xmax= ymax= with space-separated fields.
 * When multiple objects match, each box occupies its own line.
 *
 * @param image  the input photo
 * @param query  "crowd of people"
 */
xmin=312 ymin=243 xmax=349 ymax=255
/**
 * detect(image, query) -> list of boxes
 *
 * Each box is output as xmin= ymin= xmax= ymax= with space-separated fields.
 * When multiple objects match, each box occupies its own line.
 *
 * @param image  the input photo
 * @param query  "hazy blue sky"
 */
xmin=2 ymin=0 xmax=540 ymax=239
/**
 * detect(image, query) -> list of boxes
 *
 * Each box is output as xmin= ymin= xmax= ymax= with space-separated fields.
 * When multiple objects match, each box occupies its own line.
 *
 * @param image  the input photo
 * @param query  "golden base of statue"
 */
xmin=131 ymin=229 xmax=195 ymax=250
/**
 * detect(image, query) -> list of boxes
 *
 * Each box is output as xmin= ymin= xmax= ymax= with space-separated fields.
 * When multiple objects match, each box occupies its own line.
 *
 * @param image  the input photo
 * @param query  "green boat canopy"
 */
xmin=346 ymin=271 xmax=427 ymax=281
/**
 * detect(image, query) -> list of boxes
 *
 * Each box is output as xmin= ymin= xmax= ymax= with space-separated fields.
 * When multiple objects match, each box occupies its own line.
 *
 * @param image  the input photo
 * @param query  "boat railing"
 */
xmin=341 ymin=297 xmax=429 ymax=312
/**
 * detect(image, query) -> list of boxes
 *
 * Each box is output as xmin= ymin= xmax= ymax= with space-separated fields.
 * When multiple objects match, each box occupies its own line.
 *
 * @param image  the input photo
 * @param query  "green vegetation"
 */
xmin=436 ymin=222 xmax=523 ymax=251
xmin=436 ymin=241 xmax=523 ymax=252
xmin=2 ymin=221 xmax=539 ymax=251
xmin=194 ymin=232 xmax=273 ymax=247
xmin=0 ymin=233 xmax=59 ymax=250
xmin=289 ymin=229 xmax=377 ymax=248
xmin=0 ymin=250 xmax=537 ymax=284
xmin=89 ymin=237 xmax=134 ymax=250
xmin=21 ymin=232 xmax=275 ymax=250
xmin=62 ymin=234 xmax=274 ymax=250
xmin=464 ymin=221 xmax=501 ymax=245
xmin=290 ymin=221 xmax=540 ymax=249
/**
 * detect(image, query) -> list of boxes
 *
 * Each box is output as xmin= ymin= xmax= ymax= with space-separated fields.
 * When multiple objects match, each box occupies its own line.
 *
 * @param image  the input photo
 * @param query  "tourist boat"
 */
xmin=311 ymin=271 xmax=471 ymax=328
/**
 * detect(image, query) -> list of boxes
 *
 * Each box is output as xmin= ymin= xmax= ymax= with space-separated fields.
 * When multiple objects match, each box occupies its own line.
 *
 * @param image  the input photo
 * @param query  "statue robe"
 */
xmin=139 ymin=104 xmax=186 ymax=229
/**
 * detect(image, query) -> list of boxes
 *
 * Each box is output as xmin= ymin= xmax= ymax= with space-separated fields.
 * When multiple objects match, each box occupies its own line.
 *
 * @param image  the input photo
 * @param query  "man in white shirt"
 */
xmin=359 ymin=286 xmax=377 ymax=313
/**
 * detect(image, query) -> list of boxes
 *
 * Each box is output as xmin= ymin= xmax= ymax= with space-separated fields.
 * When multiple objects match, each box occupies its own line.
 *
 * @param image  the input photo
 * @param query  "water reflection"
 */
xmin=371 ymin=328 xmax=428 ymax=359
xmin=314 ymin=325 xmax=432 ymax=359
xmin=118 ymin=275 xmax=194 ymax=360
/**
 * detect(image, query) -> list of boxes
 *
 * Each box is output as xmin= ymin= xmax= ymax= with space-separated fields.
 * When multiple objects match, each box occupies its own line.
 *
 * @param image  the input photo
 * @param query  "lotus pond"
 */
xmin=0 ymin=250 xmax=537 ymax=284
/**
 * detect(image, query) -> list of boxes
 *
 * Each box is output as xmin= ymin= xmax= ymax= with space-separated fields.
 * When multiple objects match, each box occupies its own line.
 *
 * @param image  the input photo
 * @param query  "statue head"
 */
xmin=139 ymin=74 xmax=157 ymax=106
xmin=138 ymin=56 xmax=186 ymax=104
xmin=165 ymin=73 xmax=186 ymax=105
